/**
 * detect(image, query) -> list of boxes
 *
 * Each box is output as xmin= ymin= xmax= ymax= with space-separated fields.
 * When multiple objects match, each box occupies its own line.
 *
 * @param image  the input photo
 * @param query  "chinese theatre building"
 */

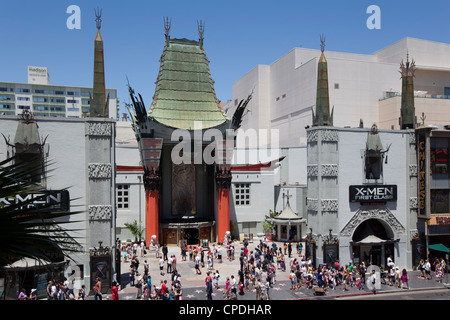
xmin=306 ymin=41 xmax=419 ymax=269
xmin=126 ymin=20 xmax=250 ymax=246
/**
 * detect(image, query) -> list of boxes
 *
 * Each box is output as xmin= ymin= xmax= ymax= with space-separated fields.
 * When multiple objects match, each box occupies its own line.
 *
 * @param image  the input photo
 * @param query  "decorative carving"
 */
xmin=307 ymin=165 xmax=318 ymax=177
xmin=88 ymin=163 xmax=112 ymax=179
xmin=410 ymin=197 xmax=418 ymax=209
xmin=172 ymin=163 xmax=196 ymax=217
xmin=340 ymin=208 xmax=405 ymax=237
xmin=307 ymin=130 xmax=318 ymax=143
xmin=307 ymin=198 xmax=318 ymax=211
xmin=409 ymin=132 xmax=416 ymax=144
xmin=321 ymin=130 xmax=339 ymax=142
xmin=144 ymin=169 xmax=161 ymax=192
xmin=215 ymin=169 xmax=232 ymax=189
xmin=89 ymin=205 xmax=112 ymax=221
xmin=410 ymin=230 xmax=420 ymax=241
xmin=321 ymin=199 xmax=338 ymax=212
xmin=409 ymin=164 xmax=417 ymax=176
xmin=321 ymin=164 xmax=338 ymax=177
xmin=87 ymin=122 xmax=112 ymax=136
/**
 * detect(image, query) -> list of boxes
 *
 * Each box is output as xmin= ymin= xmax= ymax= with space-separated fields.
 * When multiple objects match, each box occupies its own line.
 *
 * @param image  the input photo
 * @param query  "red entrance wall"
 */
xmin=217 ymin=187 xmax=230 ymax=244
xmin=146 ymin=189 xmax=159 ymax=245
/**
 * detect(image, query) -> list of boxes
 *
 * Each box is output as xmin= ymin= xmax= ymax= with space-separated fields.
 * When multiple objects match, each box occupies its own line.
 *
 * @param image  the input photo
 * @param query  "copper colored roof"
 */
xmin=148 ymin=37 xmax=228 ymax=130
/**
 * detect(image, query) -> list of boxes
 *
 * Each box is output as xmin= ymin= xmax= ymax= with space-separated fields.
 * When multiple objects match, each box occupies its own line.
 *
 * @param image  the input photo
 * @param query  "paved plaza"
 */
xmin=90 ymin=238 xmax=449 ymax=300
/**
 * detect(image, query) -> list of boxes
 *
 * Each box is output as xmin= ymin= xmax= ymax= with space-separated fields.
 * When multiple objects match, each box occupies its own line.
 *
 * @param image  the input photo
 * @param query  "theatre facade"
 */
xmin=306 ymin=125 xmax=419 ymax=269
xmin=305 ymin=42 xmax=423 ymax=270
xmin=126 ymin=20 xmax=251 ymax=246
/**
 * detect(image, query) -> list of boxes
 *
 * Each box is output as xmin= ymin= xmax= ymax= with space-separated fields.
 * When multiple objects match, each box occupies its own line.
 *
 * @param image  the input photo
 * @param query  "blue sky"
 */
xmin=1 ymin=0 xmax=449 ymax=116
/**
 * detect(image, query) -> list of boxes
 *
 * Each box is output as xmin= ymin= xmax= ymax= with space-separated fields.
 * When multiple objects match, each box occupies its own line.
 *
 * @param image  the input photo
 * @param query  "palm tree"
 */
xmin=263 ymin=209 xmax=279 ymax=232
xmin=124 ymin=220 xmax=145 ymax=243
xmin=0 ymin=155 xmax=82 ymax=268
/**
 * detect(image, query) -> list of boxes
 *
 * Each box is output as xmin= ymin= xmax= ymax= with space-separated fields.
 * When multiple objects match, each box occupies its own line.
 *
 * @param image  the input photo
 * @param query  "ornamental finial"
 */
xmin=95 ymin=7 xmax=102 ymax=30
xmin=320 ymin=34 xmax=326 ymax=53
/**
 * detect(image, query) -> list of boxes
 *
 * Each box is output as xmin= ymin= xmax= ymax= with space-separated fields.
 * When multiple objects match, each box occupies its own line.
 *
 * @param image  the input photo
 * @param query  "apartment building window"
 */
xmin=33 ymin=105 xmax=49 ymax=111
xmin=17 ymin=88 xmax=30 ymax=93
xmin=17 ymin=97 xmax=30 ymax=101
xmin=235 ymin=183 xmax=250 ymax=206
xmin=117 ymin=184 xmax=129 ymax=209
xmin=0 ymin=87 xmax=14 ymax=92
xmin=0 ymin=104 xmax=12 ymax=109
xmin=50 ymin=106 xmax=65 ymax=112
xmin=33 ymin=97 xmax=48 ymax=103
xmin=0 ymin=96 xmax=12 ymax=101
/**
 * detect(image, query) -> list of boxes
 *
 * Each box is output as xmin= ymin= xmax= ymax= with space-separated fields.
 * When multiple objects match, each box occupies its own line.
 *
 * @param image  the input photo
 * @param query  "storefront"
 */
xmin=162 ymin=221 xmax=215 ymax=246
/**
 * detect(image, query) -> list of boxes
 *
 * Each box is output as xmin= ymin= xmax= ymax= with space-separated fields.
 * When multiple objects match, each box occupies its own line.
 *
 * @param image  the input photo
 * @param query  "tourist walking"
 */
xmin=370 ymin=270 xmax=377 ymax=294
xmin=424 ymin=259 xmax=432 ymax=280
xmin=206 ymin=278 xmax=213 ymax=300
xmin=111 ymin=281 xmax=119 ymax=300
xmin=264 ymin=277 xmax=270 ymax=300
xmin=401 ymin=269 xmax=409 ymax=289
xmin=94 ymin=277 xmax=102 ymax=300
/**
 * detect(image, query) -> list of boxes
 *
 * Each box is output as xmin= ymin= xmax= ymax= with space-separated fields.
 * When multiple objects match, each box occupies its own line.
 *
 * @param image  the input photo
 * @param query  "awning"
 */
xmin=427 ymin=243 xmax=450 ymax=253
xmin=270 ymin=218 xmax=306 ymax=224
xmin=4 ymin=258 xmax=66 ymax=271
xmin=352 ymin=235 xmax=399 ymax=245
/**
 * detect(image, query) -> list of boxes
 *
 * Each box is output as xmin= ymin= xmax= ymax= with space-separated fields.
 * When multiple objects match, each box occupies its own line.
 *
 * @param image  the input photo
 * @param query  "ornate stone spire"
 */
xmin=399 ymin=51 xmax=417 ymax=129
xmin=90 ymin=7 xmax=108 ymax=117
xmin=312 ymin=34 xmax=333 ymax=126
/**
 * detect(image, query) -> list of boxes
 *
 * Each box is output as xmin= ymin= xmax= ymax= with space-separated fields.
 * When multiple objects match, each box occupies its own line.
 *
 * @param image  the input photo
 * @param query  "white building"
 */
xmin=228 ymin=37 xmax=450 ymax=148
xmin=0 ymin=114 xmax=117 ymax=296
xmin=306 ymin=125 xmax=418 ymax=270
xmin=0 ymin=66 xmax=119 ymax=119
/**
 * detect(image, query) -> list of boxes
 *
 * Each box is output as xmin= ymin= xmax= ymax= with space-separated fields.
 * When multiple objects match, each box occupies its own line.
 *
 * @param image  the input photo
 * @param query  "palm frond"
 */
xmin=0 ymin=155 xmax=84 ymax=268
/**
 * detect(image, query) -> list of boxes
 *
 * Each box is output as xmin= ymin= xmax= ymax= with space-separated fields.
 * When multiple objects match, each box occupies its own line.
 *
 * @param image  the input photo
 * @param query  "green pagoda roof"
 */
xmin=148 ymin=37 xmax=228 ymax=130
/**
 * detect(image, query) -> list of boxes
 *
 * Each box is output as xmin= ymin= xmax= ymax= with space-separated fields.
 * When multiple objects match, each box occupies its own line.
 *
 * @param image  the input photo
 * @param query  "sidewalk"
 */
xmin=103 ymin=238 xmax=449 ymax=300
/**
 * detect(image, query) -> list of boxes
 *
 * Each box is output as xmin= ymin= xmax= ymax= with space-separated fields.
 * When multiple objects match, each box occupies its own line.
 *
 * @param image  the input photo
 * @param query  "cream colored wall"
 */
xmin=379 ymin=95 xmax=450 ymax=129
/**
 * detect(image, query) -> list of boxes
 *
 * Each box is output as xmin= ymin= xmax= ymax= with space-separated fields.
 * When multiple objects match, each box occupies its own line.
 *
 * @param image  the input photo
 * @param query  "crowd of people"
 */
xmin=417 ymin=257 xmax=447 ymax=283
xmin=120 ymin=238 xmax=380 ymax=301
xmin=18 ymin=237 xmax=448 ymax=300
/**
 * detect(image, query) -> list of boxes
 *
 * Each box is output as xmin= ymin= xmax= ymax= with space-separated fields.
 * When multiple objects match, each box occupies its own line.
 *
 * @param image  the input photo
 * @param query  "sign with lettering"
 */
xmin=428 ymin=215 xmax=450 ymax=225
xmin=0 ymin=190 xmax=70 ymax=212
xmin=349 ymin=185 xmax=397 ymax=203
xmin=418 ymin=134 xmax=426 ymax=216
